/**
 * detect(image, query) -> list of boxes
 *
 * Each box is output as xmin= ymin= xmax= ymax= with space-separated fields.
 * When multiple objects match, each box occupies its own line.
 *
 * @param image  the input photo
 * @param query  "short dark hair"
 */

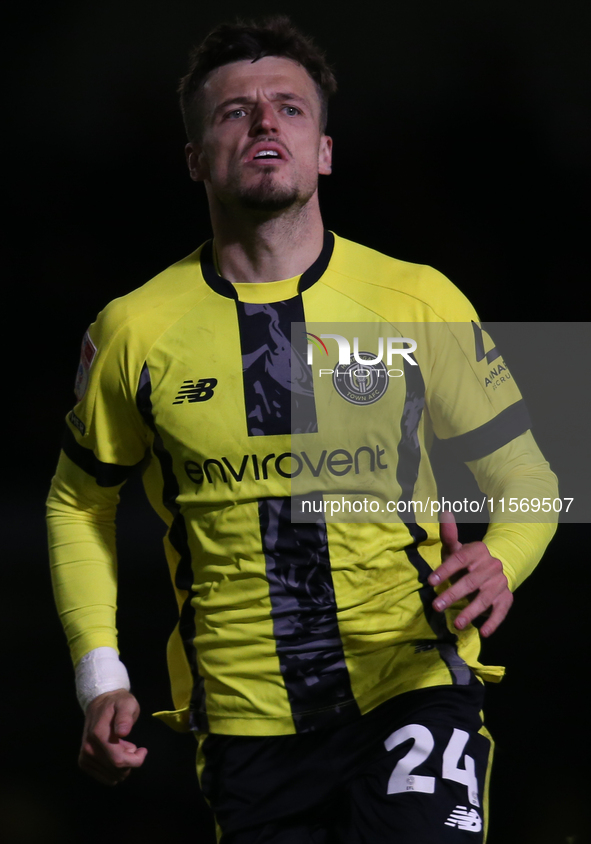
xmin=178 ymin=16 xmax=337 ymax=141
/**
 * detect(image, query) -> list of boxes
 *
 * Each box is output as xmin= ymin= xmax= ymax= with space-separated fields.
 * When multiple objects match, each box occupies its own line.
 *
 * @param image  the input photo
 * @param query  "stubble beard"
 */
xmin=228 ymin=168 xmax=312 ymax=214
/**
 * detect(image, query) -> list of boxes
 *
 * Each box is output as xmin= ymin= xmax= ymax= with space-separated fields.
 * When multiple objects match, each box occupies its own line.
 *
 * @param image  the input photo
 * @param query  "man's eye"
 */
xmin=283 ymin=106 xmax=301 ymax=116
xmin=226 ymin=108 xmax=246 ymax=119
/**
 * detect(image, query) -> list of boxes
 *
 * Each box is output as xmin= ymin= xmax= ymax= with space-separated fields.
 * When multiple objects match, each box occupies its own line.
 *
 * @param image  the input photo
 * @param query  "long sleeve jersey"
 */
xmin=47 ymin=232 xmax=558 ymax=735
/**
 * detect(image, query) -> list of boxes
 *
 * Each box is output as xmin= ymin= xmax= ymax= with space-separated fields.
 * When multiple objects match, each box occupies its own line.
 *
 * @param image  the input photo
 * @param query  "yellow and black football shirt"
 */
xmin=47 ymin=232 xmax=557 ymax=736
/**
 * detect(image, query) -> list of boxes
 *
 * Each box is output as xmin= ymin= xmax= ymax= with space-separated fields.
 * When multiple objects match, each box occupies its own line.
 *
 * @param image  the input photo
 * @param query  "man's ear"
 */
xmin=318 ymin=135 xmax=332 ymax=176
xmin=185 ymin=142 xmax=207 ymax=182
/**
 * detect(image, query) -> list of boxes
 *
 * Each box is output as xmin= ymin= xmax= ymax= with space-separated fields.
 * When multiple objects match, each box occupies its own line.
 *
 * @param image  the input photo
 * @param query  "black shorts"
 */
xmin=197 ymin=682 xmax=493 ymax=843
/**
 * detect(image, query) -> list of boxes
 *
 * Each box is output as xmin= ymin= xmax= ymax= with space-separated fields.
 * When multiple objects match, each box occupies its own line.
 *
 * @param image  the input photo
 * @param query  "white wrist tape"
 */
xmin=75 ymin=647 xmax=131 ymax=712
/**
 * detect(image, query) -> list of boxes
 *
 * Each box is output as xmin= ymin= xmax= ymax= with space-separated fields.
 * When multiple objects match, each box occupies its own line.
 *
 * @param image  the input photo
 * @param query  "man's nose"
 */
xmin=249 ymin=102 xmax=279 ymax=135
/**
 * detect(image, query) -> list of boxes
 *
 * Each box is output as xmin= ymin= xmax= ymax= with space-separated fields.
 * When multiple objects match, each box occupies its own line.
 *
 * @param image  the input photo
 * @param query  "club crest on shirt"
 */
xmin=332 ymin=353 xmax=389 ymax=405
xmin=74 ymin=330 xmax=97 ymax=401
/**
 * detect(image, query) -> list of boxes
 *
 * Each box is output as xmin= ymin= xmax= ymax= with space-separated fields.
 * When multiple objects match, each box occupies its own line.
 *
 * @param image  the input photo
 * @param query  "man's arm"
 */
xmin=47 ymin=450 xmax=147 ymax=783
xmin=428 ymin=429 xmax=558 ymax=635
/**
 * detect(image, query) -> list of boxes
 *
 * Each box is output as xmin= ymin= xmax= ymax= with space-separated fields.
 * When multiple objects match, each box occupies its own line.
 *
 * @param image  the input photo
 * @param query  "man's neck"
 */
xmin=209 ymin=196 xmax=326 ymax=284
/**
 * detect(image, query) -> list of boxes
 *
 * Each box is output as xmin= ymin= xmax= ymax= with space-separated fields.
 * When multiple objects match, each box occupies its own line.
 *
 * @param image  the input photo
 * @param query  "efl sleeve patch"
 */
xmin=74 ymin=329 xmax=97 ymax=401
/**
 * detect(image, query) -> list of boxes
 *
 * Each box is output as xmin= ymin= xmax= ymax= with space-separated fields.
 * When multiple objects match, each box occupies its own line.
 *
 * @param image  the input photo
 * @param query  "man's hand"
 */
xmin=79 ymin=689 xmax=148 ymax=786
xmin=427 ymin=511 xmax=513 ymax=637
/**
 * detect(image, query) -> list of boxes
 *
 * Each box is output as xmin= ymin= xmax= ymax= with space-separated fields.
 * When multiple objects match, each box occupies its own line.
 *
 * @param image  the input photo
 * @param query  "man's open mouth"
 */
xmin=246 ymin=142 xmax=288 ymax=162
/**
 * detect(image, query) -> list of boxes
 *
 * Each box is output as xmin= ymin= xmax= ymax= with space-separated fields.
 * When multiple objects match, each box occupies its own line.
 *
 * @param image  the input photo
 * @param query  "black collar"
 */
xmin=200 ymin=230 xmax=335 ymax=300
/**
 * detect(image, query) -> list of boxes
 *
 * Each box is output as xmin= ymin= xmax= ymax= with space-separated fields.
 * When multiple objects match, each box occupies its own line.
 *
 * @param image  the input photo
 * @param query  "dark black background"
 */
xmin=4 ymin=1 xmax=590 ymax=842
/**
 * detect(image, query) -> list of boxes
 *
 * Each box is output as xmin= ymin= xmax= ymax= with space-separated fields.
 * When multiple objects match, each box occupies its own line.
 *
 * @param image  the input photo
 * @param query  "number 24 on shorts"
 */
xmin=385 ymin=725 xmax=480 ymax=807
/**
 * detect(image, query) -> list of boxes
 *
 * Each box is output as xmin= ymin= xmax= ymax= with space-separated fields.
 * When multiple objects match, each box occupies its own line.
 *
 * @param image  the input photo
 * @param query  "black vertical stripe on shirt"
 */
xmin=258 ymin=495 xmax=360 ymax=732
xmin=396 ymin=354 xmax=472 ymax=686
xmin=235 ymin=296 xmax=318 ymax=437
xmin=136 ymin=363 xmax=208 ymax=729
xmin=232 ymin=278 xmax=357 ymax=730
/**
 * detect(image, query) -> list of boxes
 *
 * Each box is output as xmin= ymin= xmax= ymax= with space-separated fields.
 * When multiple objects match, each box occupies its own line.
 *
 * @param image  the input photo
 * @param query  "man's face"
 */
xmin=186 ymin=56 xmax=332 ymax=214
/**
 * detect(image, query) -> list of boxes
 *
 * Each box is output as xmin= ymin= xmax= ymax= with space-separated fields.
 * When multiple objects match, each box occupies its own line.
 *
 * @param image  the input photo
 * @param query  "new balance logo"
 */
xmin=444 ymin=806 xmax=482 ymax=832
xmin=173 ymin=378 xmax=218 ymax=404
